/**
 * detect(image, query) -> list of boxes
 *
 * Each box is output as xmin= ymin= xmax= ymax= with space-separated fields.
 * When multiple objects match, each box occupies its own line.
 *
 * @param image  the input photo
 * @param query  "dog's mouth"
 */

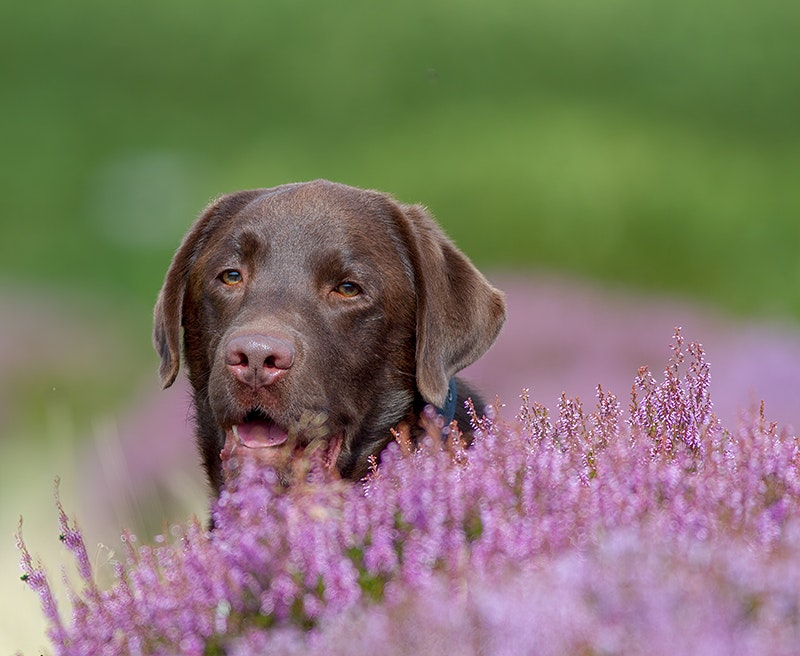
xmin=220 ymin=409 xmax=343 ymax=483
xmin=231 ymin=411 xmax=290 ymax=448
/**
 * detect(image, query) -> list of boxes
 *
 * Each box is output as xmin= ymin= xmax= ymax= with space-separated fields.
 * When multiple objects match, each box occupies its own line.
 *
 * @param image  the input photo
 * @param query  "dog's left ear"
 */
xmin=399 ymin=203 xmax=506 ymax=408
xmin=153 ymin=190 xmax=264 ymax=388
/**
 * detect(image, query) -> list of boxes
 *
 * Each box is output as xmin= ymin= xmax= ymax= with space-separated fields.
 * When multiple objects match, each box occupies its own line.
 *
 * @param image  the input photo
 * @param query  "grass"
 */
xmin=1 ymin=0 xmax=799 ymax=321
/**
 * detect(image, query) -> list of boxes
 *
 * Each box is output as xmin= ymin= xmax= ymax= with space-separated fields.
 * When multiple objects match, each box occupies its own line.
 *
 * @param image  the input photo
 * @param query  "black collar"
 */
xmin=436 ymin=378 xmax=458 ymax=425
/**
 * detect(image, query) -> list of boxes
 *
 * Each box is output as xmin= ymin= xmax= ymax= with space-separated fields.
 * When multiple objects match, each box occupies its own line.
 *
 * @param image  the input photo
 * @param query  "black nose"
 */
xmin=224 ymin=333 xmax=295 ymax=388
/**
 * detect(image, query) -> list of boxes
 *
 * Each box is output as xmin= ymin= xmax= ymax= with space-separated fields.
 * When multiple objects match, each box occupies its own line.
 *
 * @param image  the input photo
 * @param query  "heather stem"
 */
xmin=16 ymin=518 xmax=68 ymax=648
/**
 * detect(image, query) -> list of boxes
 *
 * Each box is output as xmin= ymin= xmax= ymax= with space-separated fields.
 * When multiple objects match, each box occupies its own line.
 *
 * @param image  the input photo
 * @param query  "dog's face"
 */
xmin=154 ymin=180 xmax=504 ymax=492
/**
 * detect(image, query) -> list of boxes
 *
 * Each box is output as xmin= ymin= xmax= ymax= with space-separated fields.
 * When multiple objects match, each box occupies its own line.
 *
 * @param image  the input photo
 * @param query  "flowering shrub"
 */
xmin=17 ymin=330 xmax=800 ymax=655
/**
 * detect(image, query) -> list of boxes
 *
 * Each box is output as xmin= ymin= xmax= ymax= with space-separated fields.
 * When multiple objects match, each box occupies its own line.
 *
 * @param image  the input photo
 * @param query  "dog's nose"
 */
xmin=224 ymin=334 xmax=295 ymax=388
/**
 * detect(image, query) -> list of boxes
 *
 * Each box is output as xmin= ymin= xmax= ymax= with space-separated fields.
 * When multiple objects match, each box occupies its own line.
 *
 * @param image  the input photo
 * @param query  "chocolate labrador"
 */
xmin=153 ymin=180 xmax=505 ymax=496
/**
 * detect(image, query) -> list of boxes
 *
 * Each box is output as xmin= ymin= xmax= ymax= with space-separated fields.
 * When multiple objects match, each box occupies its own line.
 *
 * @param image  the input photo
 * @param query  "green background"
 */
xmin=4 ymin=0 xmax=799 ymax=322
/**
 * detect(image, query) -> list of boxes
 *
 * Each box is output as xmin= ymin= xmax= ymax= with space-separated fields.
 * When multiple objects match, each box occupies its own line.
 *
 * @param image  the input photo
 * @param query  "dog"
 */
xmin=153 ymin=180 xmax=505 ymax=496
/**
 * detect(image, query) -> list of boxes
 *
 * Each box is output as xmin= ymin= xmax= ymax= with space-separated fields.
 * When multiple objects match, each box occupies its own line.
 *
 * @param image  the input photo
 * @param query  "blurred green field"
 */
xmin=2 ymin=2 xmax=799 ymax=652
xmin=3 ymin=0 xmax=799 ymax=318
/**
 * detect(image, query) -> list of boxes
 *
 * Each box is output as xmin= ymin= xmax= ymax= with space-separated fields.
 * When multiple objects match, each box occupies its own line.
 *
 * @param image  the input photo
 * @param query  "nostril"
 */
xmin=259 ymin=336 xmax=295 ymax=371
xmin=225 ymin=350 xmax=249 ymax=368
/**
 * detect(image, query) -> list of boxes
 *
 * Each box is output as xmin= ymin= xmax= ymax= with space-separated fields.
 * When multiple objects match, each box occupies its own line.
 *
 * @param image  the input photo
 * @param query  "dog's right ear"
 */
xmin=153 ymin=190 xmax=263 ymax=388
xmin=396 ymin=202 xmax=506 ymax=408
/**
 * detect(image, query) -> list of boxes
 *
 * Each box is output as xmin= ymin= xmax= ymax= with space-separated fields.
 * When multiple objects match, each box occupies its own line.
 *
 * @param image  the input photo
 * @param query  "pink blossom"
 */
xmin=17 ymin=330 xmax=800 ymax=655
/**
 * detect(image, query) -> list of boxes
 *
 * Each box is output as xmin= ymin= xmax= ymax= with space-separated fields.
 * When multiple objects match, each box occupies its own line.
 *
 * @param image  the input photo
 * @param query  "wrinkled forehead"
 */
xmin=243 ymin=183 xmax=392 ymax=240
xmin=201 ymin=182 xmax=412 ymax=278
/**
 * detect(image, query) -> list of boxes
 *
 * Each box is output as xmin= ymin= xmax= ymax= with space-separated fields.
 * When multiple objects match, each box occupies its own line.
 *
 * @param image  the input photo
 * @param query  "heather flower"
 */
xmin=17 ymin=329 xmax=800 ymax=655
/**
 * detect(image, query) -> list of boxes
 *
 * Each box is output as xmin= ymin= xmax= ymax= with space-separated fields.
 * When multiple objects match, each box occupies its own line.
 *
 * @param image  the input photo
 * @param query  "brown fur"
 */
xmin=153 ymin=180 xmax=505 ymax=496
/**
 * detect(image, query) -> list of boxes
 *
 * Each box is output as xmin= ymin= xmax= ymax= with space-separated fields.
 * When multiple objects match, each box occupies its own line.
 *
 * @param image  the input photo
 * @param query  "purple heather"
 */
xmin=16 ymin=329 xmax=800 ymax=655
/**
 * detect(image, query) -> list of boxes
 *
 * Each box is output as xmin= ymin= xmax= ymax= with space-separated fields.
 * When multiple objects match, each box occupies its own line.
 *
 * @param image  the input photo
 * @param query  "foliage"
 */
xmin=18 ymin=330 xmax=800 ymax=654
xmin=2 ymin=0 xmax=800 ymax=320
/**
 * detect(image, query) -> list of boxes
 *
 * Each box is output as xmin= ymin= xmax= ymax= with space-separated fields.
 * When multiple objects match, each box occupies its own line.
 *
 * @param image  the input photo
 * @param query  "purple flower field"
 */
xmin=17 ymin=330 xmax=800 ymax=655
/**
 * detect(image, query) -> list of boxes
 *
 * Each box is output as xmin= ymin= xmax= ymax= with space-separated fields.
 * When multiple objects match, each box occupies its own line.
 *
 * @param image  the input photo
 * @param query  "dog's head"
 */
xmin=153 ymin=180 xmax=505 ymax=490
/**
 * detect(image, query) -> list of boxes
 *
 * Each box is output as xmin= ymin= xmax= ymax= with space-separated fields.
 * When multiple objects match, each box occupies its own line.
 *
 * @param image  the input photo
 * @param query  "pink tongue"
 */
xmin=234 ymin=420 xmax=289 ymax=448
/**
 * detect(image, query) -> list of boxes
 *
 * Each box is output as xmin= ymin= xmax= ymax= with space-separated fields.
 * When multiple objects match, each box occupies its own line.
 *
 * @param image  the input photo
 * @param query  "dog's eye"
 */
xmin=335 ymin=282 xmax=361 ymax=298
xmin=219 ymin=269 xmax=243 ymax=286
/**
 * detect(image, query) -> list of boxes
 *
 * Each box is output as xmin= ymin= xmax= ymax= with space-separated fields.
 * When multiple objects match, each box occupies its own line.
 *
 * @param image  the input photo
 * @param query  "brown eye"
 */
xmin=335 ymin=282 xmax=361 ymax=298
xmin=219 ymin=269 xmax=243 ymax=286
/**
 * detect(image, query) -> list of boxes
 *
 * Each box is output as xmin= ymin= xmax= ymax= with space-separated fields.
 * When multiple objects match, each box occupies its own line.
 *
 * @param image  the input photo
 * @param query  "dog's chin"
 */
xmin=219 ymin=411 xmax=343 ymax=486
